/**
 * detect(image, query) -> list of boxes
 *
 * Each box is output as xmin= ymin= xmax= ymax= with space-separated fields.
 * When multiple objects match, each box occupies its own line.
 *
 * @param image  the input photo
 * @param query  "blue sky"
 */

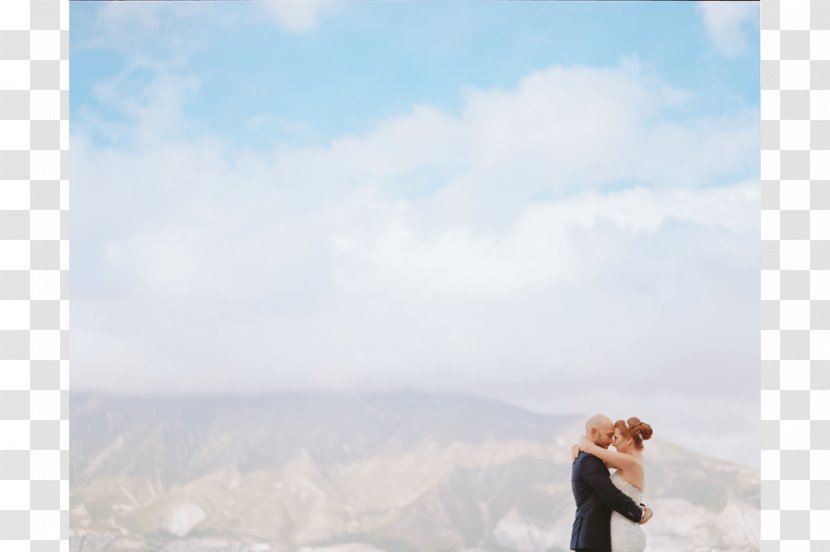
xmin=70 ymin=1 xmax=761 ymax=466
xmin=71 ymin=2 xmax=758 ymax=150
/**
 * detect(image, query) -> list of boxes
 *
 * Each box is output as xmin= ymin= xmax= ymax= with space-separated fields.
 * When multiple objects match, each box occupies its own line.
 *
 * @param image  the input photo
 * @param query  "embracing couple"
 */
xmin=570 ymin=415 xmax=654 ymax=552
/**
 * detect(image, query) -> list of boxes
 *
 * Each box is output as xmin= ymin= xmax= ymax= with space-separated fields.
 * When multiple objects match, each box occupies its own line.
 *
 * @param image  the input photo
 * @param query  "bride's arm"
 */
xmin=571 ymin=444 xmax=580 ymax=464
xmin=578 ymin=436 xmax=636 ymax=471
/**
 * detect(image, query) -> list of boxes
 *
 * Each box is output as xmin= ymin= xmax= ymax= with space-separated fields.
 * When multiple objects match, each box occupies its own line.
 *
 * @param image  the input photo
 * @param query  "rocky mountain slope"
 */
xmin=70 ymin=392 xmax=758 ymax=552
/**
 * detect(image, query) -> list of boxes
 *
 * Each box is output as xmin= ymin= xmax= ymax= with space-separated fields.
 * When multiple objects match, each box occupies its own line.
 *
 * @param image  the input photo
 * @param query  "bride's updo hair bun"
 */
xmin=615 ymin=417 xmax=653 ymax=449
xmin=627 ymin=417 xmax=653 ymax=441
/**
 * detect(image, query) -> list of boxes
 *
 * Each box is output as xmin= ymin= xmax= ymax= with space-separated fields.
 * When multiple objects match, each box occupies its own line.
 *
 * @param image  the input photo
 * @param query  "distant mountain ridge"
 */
xmin=70 ymin=391 xmax=759 ymax=552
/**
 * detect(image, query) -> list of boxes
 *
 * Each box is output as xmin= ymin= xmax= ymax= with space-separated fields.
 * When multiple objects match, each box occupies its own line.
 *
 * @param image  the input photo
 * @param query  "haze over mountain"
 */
xmin=70 ymin=392 xmax=759 ymax=552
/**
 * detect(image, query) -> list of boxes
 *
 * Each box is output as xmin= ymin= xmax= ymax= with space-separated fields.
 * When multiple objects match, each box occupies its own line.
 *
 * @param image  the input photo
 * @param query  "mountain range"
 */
xmin=69 ymin=391 xmax=759 ymax=552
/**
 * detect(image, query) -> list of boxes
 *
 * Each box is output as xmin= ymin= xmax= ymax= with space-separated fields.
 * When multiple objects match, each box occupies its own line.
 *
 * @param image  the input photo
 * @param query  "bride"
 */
xmin=572 ymin=417 xmax=653 ymax=552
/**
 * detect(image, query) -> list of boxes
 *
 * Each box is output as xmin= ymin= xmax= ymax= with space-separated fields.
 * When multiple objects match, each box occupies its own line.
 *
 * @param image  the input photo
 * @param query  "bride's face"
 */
xmin=612 ymin=428 xmax=631 ymax=453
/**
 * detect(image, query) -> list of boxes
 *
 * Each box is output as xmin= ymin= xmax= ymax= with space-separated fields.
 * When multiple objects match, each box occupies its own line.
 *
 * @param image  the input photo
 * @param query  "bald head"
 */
xmin=586 ymin=414 xmax=611 ymax=433
xmin=585 ymin=414 xmax=614 ymax=448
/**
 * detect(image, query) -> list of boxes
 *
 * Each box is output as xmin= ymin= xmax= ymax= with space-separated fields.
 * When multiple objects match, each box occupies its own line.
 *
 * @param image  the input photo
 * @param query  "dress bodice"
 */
xmin=610 ymin=471 xmax=643 ymax=503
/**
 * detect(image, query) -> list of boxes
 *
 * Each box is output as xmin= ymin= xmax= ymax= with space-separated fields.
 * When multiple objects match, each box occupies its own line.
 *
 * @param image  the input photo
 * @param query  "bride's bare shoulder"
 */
xmin=628 ymin=456 xmax=645 ymax=472
xmin=618 ymin=452 xmax=645 ymax=470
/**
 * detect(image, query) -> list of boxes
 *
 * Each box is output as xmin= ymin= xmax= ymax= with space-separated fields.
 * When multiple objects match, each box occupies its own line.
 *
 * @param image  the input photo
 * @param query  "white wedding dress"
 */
xmin=610 ymin=471 xmax=647 ymax=552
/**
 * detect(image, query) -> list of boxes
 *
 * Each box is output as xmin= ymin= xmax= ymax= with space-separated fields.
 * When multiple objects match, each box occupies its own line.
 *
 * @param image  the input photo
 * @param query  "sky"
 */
xmin=70 ymin=1 xmax=761 ymax=466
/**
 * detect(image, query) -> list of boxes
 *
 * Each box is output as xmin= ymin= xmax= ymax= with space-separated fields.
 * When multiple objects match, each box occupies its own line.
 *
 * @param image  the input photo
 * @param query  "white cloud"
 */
xmin=337 ymin=182 xmax=757 ymax=295
xmin=72 ymin=60 xmax=759 ymax=466
xmin=262 ymin=0 xmax=337 ymax=33
xmin=697 ymin=1 xmax=760 ymax=58
xmin=73 ymin=0 xmax=333 ymax=58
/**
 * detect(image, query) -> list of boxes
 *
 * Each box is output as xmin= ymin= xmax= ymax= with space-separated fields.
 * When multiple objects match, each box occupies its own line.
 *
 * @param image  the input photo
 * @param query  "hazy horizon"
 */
xmin=68 ymin=386 xmax=759 ymax=469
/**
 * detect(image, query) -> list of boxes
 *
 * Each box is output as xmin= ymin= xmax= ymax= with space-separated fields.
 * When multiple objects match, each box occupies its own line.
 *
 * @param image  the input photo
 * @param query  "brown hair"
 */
xmin=614 ymin=417 xmax=653 ymax=450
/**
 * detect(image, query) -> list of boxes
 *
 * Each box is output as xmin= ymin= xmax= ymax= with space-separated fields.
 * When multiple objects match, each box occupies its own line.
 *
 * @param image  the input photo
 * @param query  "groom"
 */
xmin=570 ymin=414 xmax=653 ymax=552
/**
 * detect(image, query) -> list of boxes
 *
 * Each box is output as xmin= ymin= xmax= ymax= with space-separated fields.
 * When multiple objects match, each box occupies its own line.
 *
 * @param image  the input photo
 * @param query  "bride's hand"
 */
xmin=578 ymin=435 xmax=591 ymax=450
xmin=639 ymin=505 xmax=653 ymax=525
xmin=570 ymin=444 xmax=580 ymax=464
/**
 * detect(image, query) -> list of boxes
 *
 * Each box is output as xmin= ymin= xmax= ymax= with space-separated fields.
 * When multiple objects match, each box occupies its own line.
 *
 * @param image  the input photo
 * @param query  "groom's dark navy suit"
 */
xmin=571 ymin=451 xmax=643 ymax=552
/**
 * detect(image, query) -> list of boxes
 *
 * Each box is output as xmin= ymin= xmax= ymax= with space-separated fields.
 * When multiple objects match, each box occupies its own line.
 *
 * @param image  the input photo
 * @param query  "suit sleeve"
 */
xmin=581 ymin=455 xmax=643 ymax=523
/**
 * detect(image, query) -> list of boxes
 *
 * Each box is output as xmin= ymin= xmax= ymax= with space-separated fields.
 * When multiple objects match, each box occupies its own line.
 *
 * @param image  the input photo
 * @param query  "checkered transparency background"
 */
xmin=0 ymin=0 xmax=69 ymax=550
xmin=760 ymin=0 xmax=830 ymax=549
xmin=0 ymin=0 xmax=824 ymax=549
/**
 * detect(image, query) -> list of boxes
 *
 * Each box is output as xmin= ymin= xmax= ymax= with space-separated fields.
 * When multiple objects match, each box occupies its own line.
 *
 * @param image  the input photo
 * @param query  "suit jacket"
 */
xmin=570 ymin=451 xmax=643 ymax=552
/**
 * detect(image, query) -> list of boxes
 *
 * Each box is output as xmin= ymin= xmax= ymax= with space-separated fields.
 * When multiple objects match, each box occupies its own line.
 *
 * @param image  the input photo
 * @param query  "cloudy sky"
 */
xmin=70 ymin=2 xmax=760 ymax=466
